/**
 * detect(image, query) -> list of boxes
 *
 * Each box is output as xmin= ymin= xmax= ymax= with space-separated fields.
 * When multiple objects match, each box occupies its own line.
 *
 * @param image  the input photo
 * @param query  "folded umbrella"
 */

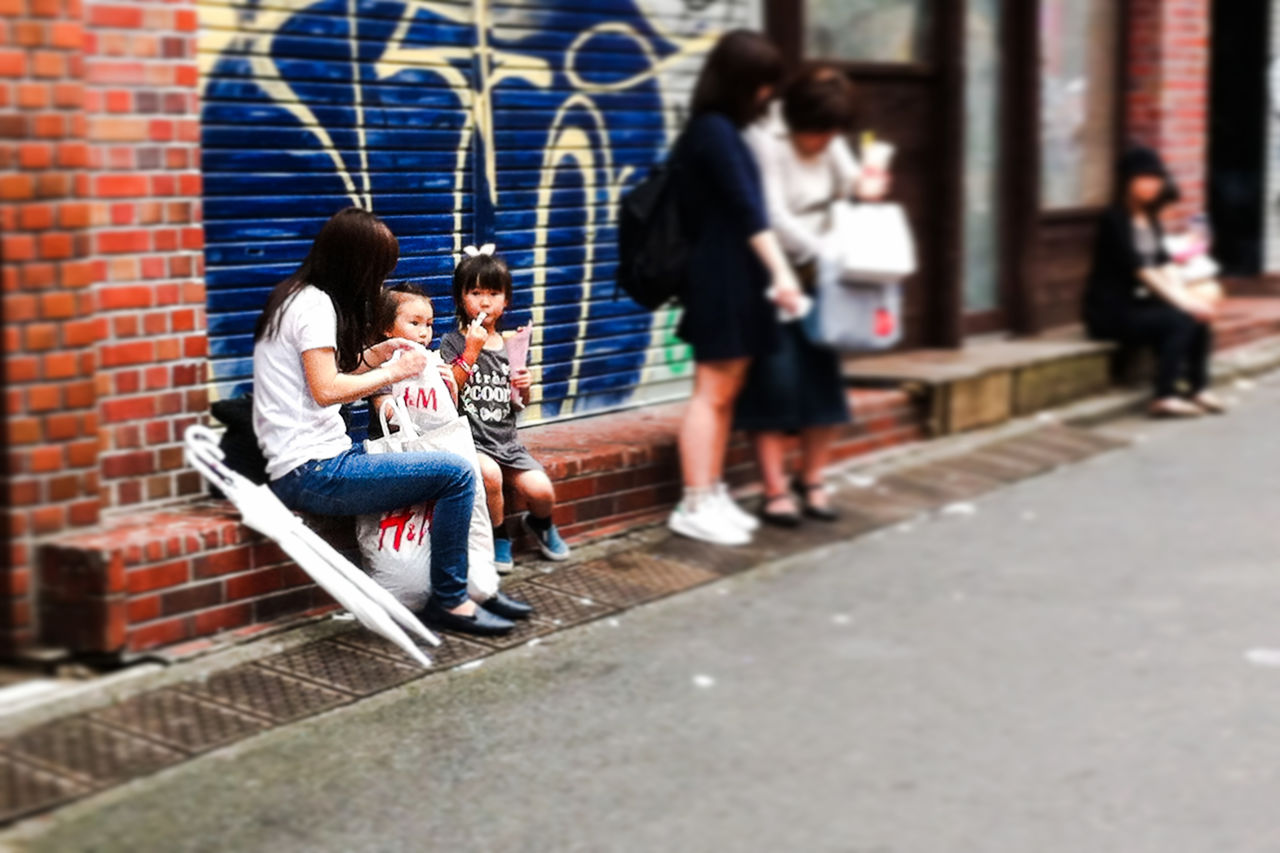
xmin=184 ymin=426 xmax=439 ymax=668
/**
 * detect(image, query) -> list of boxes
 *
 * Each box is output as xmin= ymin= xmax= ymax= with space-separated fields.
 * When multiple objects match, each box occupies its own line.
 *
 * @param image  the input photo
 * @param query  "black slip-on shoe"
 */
xmin=420 ymin=598 xmax=515 ymax=636
xmin=484 ymin=590 xmax=534 ymax=620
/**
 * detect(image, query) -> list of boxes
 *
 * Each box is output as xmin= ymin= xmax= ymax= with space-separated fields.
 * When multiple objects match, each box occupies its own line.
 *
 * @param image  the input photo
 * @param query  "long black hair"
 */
xmin=690 ymin=30 xmax=784 ymax=128
xmin=254 ymin=207 xmax=399 ymax=372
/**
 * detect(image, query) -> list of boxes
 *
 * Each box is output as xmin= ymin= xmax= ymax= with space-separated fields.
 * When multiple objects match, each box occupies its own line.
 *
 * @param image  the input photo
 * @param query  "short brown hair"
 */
xmin=782 ymin=65 xmax=856 ymax=134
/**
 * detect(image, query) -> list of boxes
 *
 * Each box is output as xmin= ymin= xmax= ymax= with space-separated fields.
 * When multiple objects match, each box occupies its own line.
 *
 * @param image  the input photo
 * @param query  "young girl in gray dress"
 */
xmin=439 ymin=248 xmax=571 ymax=571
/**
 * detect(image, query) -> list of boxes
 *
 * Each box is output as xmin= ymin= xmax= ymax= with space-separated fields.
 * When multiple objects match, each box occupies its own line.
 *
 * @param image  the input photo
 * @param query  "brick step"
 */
xmin=36 ymin=388 xmax=924 ymax=658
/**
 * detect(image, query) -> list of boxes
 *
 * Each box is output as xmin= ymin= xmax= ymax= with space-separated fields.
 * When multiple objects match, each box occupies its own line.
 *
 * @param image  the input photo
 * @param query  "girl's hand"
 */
xmin=366 ymin=338 xmax=417 ymax=367
xmin=435 ymin=363 xmax=457 ymax=395
xmin=463 ymin=314 xmax=488 ymax=357
xmin=511 ymin=368 xmax=532 ymax=391
xmin=385 ymin=348 xmax=428 ymax=382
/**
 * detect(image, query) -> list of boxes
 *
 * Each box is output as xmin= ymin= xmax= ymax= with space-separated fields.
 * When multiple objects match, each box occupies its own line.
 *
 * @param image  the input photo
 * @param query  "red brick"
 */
xmin=94 ymin=174 xmax=147 ymax=198
xmin=88 ymin=4 xmax=144 ymax=28
xmin=225 ymin=567 xmax=286 ymax=600
xmin=126 ymin=559 xmax=190 ymax=594
xmin=127 ymin=594 xmax=162 ymax=623
xmin=128 ymin=616 xmax=191 ymax=652
xmin=192 ymin=547 xmax=253 ymax=578
xmin=194 ymin=602 xmax=253 ymax=636
xmin=161 ymin=580 xmax=223 ymax=616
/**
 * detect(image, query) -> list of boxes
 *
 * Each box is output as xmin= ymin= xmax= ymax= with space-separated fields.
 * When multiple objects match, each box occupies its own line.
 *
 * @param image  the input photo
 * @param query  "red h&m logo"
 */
xmin=403 ymin=386 xmax=438 ymax=412
xmin=377 ymin=502 xmax=436 ymax=552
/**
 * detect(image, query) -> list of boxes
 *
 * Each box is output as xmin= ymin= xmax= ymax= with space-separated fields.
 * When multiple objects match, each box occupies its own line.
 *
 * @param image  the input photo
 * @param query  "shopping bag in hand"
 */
xmin=830 ymin=201 xmax=917 ymax=282
xmin=381 ymin=344 xmax=458 ymax=436
xmin=355 ymin=396 xmax=497 ymax=610
xmin=803 ymin=250 xmax=903 ymax=352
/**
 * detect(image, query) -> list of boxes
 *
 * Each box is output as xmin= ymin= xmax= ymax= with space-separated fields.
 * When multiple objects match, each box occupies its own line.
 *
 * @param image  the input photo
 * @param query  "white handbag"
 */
xmin=355 ymin=396 xmax=497 ymax=610
xmin=828 ymin=201 xmax=917 ymax=282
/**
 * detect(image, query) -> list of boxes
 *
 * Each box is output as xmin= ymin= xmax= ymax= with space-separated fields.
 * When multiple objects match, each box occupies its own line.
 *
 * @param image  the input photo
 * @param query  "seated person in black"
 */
xmin=1083 ymin=146 xmax=1227 ymax=418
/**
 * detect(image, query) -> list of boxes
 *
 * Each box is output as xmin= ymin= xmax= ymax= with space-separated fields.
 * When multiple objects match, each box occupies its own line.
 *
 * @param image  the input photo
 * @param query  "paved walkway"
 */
xmin=9 ymin=376 xmax=1280 ymax=851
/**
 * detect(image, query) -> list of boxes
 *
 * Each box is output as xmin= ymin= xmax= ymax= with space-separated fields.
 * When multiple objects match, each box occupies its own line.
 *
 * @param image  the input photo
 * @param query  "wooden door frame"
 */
xmin=1004 ymin=0 xmax=1132 ymax=336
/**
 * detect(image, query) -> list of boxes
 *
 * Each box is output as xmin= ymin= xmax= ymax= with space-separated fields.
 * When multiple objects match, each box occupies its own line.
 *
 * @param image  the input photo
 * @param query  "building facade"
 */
xmin=2 ymin=0 xmax=1219 ymax=656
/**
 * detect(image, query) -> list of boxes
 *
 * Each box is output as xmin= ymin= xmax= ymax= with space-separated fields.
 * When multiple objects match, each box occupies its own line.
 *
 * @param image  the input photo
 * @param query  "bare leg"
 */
xmin=754 ymin=431 xmax=797 ymax=514
xmin=508 ymin=468 xmax=555 ymax=520
xmin=799 ymin=426 xmax=840 ymax=509
xmin=477 ymin=452 xmax=505 ymax=525
xmin=678 ymin=359 xmax=751 ymax=491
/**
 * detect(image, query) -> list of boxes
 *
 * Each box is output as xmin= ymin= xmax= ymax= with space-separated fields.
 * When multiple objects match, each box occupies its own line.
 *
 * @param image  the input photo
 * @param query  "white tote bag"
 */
xmin=828 ymin=201 xmax=917 ymax=282
xmin=355 ymin=396 xmax=497 ymax=610
xmin=803 ymin=252 xmax=904 ymax=351
xmin=380 ymin=345 xmax=458 ymax=435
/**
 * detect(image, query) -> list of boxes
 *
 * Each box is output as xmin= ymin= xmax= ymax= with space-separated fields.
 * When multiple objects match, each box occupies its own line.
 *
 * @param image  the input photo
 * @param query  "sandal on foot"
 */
xmin=759 ymin=493 xmax=802 ymax=528
xmin=793 ymin=478 xmax=839 ymax=522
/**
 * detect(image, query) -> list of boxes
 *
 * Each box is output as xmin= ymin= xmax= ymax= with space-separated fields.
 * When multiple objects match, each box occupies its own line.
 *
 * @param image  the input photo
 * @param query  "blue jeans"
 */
xmin=270 ymin=444 xmax=475 ymax=608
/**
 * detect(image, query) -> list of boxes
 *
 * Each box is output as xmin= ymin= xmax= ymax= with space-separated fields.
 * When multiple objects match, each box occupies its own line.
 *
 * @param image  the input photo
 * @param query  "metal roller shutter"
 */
xmin=198 ymin=0 xmax=759 ymax=428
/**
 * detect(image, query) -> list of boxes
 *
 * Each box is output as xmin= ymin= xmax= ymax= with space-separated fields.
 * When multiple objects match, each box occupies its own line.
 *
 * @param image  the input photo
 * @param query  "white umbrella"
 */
xmin=183 ymin=426 xmax=439 ymax=669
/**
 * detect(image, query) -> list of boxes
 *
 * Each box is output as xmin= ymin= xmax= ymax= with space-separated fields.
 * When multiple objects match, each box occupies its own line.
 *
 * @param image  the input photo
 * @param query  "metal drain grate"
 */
xmin=649 ymin=536 xmax=758 ymax=576
xmin=0 ymin=754 xmax=89 ymax=825
xmin=90 ymin=689 xmax=269 ymax=754
xmin=176 ymin=665 xmax=353 ymax=724
xmin=829 ymin=487 xmax=923 ymax=524
xmin=942 ymin=452 xmax=1032 ymax=483
xmin=258 ymin=640 xmax=423 ymax=696
xmin=965 ymin=446 xmax=1049 ymax=478
xmin=533 ymin=552 xmax=718 ymax=607
xmin=984 ymin=438 xmax=1063 ymax=470
xmin=4 ymin=717 xmax=185 ymax=786
xmin=454 ymin=615 xmax=559 ymax=650
xmin=331 ymin=629 xmax=491 ymax=670
xmin=495 ymin=581 xmax=618 ymax=629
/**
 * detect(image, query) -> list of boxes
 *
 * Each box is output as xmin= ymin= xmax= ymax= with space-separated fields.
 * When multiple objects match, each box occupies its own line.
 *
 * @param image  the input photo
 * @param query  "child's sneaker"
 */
xmin=667 ymin=498 xmax=751 ymax=546
xmin=522 ymin=514 xmax=571 ymax=561
xmin=493 ymin=537 xmax=514 ymax=574
xmin=713 ymin=483 xmax=760 ymax=532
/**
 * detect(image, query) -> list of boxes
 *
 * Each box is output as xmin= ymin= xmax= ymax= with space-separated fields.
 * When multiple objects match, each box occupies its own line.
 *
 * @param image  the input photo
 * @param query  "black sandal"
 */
xmin=793 ymin=478 xmax=839 ymax=522
xmin=759 ymin=493 xmax=802 ymax=528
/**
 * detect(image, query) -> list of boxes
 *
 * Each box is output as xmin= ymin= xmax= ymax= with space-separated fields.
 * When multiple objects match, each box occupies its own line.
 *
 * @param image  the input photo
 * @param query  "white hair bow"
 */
xmin=462 ymin=243 xmax=496 ymax=258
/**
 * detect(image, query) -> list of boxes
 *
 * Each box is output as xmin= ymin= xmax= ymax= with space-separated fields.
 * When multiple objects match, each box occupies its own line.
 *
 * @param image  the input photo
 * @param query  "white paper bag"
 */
xmin=356 ymin=397 xmax=497 ymax=610
xmin=828 ymin=201 xmax=917 ymax=282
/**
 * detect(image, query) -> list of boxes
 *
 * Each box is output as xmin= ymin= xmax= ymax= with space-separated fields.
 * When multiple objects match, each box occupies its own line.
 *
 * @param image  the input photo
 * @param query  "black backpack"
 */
xmin=616 ymin=145 xmax=688 ymax=310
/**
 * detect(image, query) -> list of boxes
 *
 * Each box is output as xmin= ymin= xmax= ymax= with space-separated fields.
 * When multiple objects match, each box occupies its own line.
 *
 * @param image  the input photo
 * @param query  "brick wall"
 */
xmin=1128 ymin=0 xmax=1211 ymax=218
xmin=2 ymin=0 xmax=208 ymax=656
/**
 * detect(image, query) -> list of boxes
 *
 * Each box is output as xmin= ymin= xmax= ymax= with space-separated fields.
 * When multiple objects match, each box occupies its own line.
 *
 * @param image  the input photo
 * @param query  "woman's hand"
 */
xmin=511 ymin=368 xmax=532 ymax=391
xmin=384 ymin=348 xmax=429 ymax=382
xmin=857 ymin=168 xmax=891 ymax=202
xmin=365 ymin=338 xmax=417 ymax=368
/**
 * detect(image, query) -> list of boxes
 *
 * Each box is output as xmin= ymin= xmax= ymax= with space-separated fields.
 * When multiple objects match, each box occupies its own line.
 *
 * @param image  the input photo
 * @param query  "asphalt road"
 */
xmin=15 ymin=379 xmax=1280 ymax=853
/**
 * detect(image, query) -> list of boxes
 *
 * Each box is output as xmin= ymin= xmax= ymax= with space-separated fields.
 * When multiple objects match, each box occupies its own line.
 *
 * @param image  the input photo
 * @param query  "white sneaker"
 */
xmin=713 ymin=483 xmax=760 ymax=532
xmin=668 ymin=499 xmax=751 ymax=546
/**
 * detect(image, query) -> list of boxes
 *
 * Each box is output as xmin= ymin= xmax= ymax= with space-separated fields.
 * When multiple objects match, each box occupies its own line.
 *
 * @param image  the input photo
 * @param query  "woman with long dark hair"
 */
xmin=252 ymin=207 xmax=530 ymax=636
xmin=667 ymin=29 xmax=804 ymax=547
xmin=1084 ymin=148 xmax=1224 ymax=417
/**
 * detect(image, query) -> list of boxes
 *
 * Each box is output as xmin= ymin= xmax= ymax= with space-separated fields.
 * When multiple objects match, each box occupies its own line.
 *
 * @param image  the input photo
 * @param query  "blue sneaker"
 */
xmin=493 ymin=537 xmax=514 ymax=574
xmin=522 ymin=514 xmax=571 ymax=561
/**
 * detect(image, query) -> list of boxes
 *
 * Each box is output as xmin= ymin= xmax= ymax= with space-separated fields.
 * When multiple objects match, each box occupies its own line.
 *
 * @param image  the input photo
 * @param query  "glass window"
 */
xmin=964 ymin=0 xmax=1003 ymax=314
xmin=1040 ymin=0 xmax=1118 ymax=209
xmin=805 ymin=0 xmax=932 ymax=64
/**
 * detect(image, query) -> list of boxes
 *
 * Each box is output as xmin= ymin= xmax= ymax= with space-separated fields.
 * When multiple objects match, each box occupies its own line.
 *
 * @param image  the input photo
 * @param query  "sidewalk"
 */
xmin=8 ymin=324 xmax=1280 ymax=828
xmin=1 ymin=412 xmax=1132 ymax=828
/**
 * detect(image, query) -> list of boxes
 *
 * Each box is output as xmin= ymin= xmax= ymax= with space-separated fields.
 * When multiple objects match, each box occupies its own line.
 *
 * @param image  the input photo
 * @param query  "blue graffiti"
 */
xmin=202 ymin=0 xmax=746 ymax=426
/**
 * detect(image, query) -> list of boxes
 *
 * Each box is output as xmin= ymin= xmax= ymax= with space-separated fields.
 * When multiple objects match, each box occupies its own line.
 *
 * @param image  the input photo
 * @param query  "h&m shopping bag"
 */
xmin=355 ymin=397 xmax=497 ymax=610
xmin=803 ymin=249 xmax=904 ymax=352
xmin=829 ymin=201 xmax=917 ymax=282
xmin=381 ymin=345 xmax=458 ymax=435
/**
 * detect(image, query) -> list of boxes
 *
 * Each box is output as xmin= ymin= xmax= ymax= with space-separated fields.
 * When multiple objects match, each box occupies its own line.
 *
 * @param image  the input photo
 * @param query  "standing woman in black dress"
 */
xmin=1083 ymin=146 xmax=1225 ymax=417
xmin=667 ymin=30 xmax=806 ymax=547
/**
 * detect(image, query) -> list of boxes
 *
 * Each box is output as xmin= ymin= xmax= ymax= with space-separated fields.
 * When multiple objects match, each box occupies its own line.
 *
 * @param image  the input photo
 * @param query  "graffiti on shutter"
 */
xmin=200 ymin=0 xmax=758 ymax=426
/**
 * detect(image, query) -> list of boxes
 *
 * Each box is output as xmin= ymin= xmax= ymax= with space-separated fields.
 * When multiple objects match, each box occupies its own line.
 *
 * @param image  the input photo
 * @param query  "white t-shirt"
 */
xmin=745 ymin=104 xmax=862 ymax=263
xmin=252 ymin=285 xmax=353 ymax=480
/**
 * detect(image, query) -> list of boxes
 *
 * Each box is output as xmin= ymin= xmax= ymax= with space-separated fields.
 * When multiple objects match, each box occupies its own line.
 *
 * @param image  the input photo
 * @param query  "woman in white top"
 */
xmin=737 ymin=66 xmax=889 ymax=526
xmin=252 ymin=207 xmax=530 ymax=637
